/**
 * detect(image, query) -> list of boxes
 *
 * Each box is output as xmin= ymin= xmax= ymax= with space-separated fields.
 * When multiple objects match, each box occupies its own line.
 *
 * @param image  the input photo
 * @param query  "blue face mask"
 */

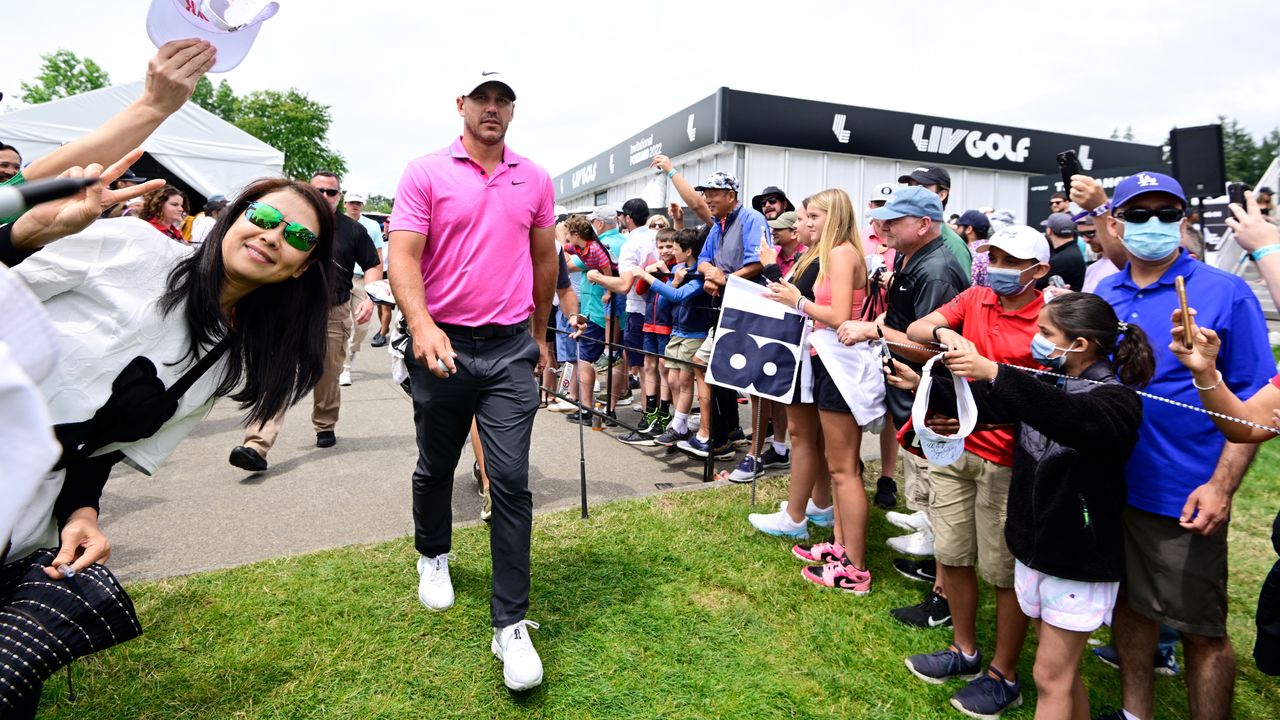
xmin=1030 ymin=333 xmax=1080 ymax=370
xmin=1121 ymin=218 xmax=1182 ymax=261
xmin=987 ymin=266 xmax=1032 ymax=297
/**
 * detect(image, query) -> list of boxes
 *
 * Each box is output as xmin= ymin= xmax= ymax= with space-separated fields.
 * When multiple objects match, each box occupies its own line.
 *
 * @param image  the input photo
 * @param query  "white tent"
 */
xmin=0 ymin=82 xmax=283 ymax=198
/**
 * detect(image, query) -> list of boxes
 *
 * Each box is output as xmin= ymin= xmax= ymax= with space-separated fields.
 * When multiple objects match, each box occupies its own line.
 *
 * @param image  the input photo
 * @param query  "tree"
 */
xmin=191 ymin=77 xmax=239 ymax=122
xmin=233 ymin=89 xmax=346 ymax=180
xmin=1220 ymin=115 xmax=1264 ymax=183
xmin=366 ymin=194 xmax=394 ymax=214
xmin=20 ymin=49 xmax=111 ymax=104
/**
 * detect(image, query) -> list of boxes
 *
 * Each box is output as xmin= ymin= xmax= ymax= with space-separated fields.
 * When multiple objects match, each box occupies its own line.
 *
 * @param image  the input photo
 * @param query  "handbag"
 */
xmin=0 ymin=548 xmax=141 ymax=710
xmin=53 ymin=338 xmax=231 ymax=470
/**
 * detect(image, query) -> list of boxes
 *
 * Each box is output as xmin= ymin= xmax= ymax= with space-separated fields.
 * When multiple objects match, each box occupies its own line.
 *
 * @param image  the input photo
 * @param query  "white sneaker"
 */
xmin=339 ymin=370 xmax=352 ymax=386
xmin=416 ymin=553 xmax=455 ymax=611
xmin=748 ymin=508 xmax=809 ymax=539
xmin=886 ymin=527 xmax=935 ymax=557
xmin=492 ymin=620 xmax=543 ymax=691
xmin=547 ymin=399 xmax=577 ymax=413
xmin=779 ymin=499 xmax=835 ymax=528
xmin=886 ymin=510 xmax=930 ymax=533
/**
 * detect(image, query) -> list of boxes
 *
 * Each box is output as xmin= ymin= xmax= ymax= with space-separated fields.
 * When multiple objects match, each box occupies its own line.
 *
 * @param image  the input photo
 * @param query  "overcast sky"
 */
xmin=4 ymin=1 xmax=1278 ymax=198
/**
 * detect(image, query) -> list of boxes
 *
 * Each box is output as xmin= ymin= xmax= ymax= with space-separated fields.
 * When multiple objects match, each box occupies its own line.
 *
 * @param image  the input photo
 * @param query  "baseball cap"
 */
xmin=976 ymin=225 xmax=1051 ymax=264
xmin=620 ymin=198 xmax=651 ymax=225
xmin=345 ymin=192 xmax=367 ymax=204
xmin=751 ymin=185 xmax=794 ymax=213
xmin=1041 ymin=212 xmax=1076 ymax=237
xmin=1257 ymin=186 xmax=1275 ymax=195
xmin=694 ymin=171 xmax=740 ymax=193
xmin=868 ymin=186 xmax=944 ymax=222
xmin=461 ymin=70 xmax=517 ymax=101
xmin=768 ymin=211 xmax=799 ymax=230
xmin=955 ymin=209 xmax=990 ymax=234
xmin=147 ymin=0 xmax=280 ymax=73
xmin=898 ymin=166 xmax=951 ymax=188
xmin=1112 ymin=171 xmax=1186 ymax=209
xmin=115 ymin=169 xmax=149 ymax=185
xmin=868 ymin=182 xmax=897 ymax=205
xmin=589 ymin=205 xmax=620 ymax=222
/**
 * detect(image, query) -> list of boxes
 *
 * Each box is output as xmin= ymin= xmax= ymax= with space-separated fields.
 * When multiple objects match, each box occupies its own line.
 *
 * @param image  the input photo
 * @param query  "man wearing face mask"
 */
xmin=896 ymin=225 xmax=1051 ymax=718
xmin=1071 ymin=171 xmax=1273 ymax=720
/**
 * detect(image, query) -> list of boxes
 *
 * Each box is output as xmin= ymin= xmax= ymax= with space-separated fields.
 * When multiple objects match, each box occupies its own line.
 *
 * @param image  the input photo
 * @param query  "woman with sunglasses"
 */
xmin=8 ymin=174 xmax=333 ymax=600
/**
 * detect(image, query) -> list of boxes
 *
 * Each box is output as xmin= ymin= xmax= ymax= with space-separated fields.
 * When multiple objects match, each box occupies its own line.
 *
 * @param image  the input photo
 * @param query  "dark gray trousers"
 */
xmin=407 ymin=329 xmax=539 ymax=628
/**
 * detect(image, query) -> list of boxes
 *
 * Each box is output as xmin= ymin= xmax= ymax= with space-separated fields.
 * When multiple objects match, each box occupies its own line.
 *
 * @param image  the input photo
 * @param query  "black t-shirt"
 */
xmin=332 ymin=214 xmax=381 ymax=305
xmin=1037 ymin=241 xmax=1087 ymax=292
xmin=884 ymin=235 xmax=970 ymax=427
xmin=557 ymin=252 xmax=571 ymax=290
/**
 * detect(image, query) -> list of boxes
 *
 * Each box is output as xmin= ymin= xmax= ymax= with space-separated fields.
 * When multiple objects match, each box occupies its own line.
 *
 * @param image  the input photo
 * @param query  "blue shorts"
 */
xmin=643 ymin=331 xmax=671 ymax=358
xmin=575 ymin=320 xmax=607 ymax=364
xmin=625 ymin=313 xmax=646 ymax=366
xmin=610 ymin=293 xmax=627 ymax=322
xmin=555 ymin=310 xmax=576 ymax=361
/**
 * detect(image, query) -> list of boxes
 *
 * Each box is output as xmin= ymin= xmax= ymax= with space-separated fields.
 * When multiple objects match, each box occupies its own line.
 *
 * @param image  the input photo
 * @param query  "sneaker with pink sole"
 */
xmin=801 ymin=560 xmax=872 ymax=595
xmin=792 ymin=541 xmax=845 ymax=564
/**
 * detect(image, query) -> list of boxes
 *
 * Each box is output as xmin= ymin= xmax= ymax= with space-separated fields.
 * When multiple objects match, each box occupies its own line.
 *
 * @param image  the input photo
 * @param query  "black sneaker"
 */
xmin=228 ymin=446 xmax=267 ymax=472
xmin=874 ymin=476 xmax=899 ymax=509
xmin=618 ymin=428 xmax=655 ymax=446
xmin=712 ymin=443 xmax=736 ymax=461
xmin=316 ymin=431 xmax=336 ymax=448
xmin=892 ymin=557 xmax=938 ymax=584
xmin=891 ymin=590 xmax=952 ymax=628
xmin=1091 ymin=712 xmax=1127 ymax=720
xmin=602 ymin=410 xmax=619 ymax=427
xmin=906 ymin=645 xmax=983 ymax=684
xmin=728 ymin=426 xmax=751 ymax=447
xmin=370 ymin=332 xmax=388 ymax=348
xmin=760 ymin=445 xmax=791 ymax=469
xmin=951 ymin=667 xmax=1022 ymax=718
xmin=565 ymin=410 xmax=591 ymax=424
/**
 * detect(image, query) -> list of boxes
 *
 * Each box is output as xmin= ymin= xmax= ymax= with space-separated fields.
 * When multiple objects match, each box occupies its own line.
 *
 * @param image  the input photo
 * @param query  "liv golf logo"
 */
xmin=911 ymin=123 xmax=1031 ymax=163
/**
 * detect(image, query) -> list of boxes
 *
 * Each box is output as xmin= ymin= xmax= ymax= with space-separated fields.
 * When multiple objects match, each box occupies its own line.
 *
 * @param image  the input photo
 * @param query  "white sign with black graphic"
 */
xmin=705 ymin=276 xmax=808 ymax=402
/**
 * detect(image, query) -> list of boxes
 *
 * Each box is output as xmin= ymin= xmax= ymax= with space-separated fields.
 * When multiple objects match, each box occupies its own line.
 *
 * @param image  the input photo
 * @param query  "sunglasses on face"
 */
xmin=1114 ymin=206 xmax=1184 ymax=223
xmin=1079 ymin=229 xmax=1097 ymax=239
xmin=314 ymin=187 xmax=341 ymax=197
xmin=245 ymin=201 xmax=319 ymax=251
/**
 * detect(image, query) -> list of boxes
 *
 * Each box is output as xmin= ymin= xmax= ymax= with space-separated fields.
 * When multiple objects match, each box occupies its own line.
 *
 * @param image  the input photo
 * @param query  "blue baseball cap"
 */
xmin=868 ymin=185 xmax=944 ymax=222
xmin=956 ymin=209 xmax=991 ymax=234
xmin=1112 ymin=171 xmax=1186 ymax=209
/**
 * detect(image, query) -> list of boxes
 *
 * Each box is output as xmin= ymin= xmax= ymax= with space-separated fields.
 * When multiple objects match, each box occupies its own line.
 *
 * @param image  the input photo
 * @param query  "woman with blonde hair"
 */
xmin=752 ymin=188 xmax=874 ymax=594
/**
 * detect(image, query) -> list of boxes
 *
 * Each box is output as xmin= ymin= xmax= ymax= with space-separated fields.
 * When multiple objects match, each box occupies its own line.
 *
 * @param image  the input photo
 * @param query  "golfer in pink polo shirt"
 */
xmin=387 ymin=70 xmax=558 ymax=692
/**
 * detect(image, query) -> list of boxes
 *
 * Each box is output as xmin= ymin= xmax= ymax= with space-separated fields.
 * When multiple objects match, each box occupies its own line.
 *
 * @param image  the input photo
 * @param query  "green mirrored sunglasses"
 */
xmin=244 ymin=201 xmax=318 ymax=251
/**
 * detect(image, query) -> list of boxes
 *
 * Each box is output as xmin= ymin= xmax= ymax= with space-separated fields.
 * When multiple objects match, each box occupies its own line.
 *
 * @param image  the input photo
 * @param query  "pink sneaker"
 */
xmin=801 ymin=560 xmax=872 ymax=595
xmin=792 ymin=541 xmax=845 ymax=564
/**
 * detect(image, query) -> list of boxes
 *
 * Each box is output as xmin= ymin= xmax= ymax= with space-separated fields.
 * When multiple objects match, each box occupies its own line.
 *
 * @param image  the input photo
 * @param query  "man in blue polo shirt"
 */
xmin=1089 ymin=171 xmax=1273 ymax=720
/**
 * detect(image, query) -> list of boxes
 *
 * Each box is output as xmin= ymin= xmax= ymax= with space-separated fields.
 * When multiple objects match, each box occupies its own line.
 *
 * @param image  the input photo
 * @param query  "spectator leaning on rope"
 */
xmin=1071 ymin=170 xmax=1273 ymax=720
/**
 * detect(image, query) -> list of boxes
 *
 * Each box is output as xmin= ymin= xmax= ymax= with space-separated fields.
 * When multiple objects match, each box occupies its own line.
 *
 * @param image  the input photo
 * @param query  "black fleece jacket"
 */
xmin=977 ymin=361 xmax=1143 ymax=583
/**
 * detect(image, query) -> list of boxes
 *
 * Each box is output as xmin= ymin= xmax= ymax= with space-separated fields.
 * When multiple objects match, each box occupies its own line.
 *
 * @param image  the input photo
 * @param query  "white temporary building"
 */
xmin=0 ymin=81 xmax=283 ymax=198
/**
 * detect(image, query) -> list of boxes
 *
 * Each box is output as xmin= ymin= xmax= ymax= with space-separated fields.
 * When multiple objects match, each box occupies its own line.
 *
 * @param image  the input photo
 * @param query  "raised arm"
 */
xmin=22 ymin=41 xmax=215 ymax=182
xmin=1069 ymin=174 xmax=1126 ymax=270
xmin=652 ymin=154 xmax=711 ymax=226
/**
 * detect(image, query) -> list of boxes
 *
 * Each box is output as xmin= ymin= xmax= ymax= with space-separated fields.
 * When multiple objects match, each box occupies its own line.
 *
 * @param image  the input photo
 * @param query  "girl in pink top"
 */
xmin=754 ymin=188 xmax=874 ymax=594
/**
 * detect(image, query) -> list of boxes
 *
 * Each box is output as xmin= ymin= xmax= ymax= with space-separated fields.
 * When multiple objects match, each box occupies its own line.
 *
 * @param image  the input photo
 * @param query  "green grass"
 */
xmin=38 ymin=445 xmax=1280 ymax=719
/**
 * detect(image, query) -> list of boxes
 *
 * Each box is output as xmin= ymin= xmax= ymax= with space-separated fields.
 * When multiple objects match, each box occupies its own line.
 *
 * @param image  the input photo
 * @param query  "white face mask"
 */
xmin=911 ymin=355 xmax=979 ymax=466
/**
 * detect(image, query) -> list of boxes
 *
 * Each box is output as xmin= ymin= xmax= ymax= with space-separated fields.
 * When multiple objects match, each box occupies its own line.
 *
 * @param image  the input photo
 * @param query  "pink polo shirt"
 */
xmin=389 ymin=137 xmax=555 ymax=326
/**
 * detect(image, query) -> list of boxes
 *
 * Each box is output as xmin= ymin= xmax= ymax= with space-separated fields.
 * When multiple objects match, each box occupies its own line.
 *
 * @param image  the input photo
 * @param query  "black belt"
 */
xmin=436 ymin=321 xmax=528 ymax=339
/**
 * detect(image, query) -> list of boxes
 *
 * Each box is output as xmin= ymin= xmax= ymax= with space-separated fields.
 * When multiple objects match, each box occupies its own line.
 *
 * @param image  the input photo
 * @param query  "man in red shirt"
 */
xmin=900 ymin=225 xmax=1051 ymax=717
xmin=387 ymin=70 xmax=558 ymax=692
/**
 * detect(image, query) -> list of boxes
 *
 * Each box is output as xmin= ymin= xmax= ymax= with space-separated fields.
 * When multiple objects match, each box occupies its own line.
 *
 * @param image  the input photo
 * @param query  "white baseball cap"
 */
xmin=147 ymin=0 xmax=280 ymax=73
xmin=344 ymin=192 xmax=366 ymax=203
xmin=975 ymin=224 xmax=1051 ymax=264
xmin=461 ymin=70 xmax=517 ymax=101
xmin=868 ymin=182 xmax=897 ymax=204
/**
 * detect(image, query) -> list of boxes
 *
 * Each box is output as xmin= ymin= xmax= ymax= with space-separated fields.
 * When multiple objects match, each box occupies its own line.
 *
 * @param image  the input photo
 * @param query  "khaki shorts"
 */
xmin=902 ymin=448 xmax=933 ymax=513
xmin=693 ymin=327 xmax=716 ymax=365
xmin=1123 ymin=505 xmax=1229 ymax=637
xmin=928 ymin=450 xmax=1015 ymax=588
xmin=665 ymin=335 xmax=705 ymax=372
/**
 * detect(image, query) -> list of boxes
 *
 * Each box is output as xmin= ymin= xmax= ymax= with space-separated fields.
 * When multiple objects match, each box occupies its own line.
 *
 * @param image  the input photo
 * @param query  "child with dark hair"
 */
xmin=890 ymin=290 xmax=1155 ymax=720
xmin=623 ymin=227 xmax=678 ymax=443
xmin=636 ymin=228 xmax=713 ymax=447
xmin=561 ymin=214 xmax=616 ymax=424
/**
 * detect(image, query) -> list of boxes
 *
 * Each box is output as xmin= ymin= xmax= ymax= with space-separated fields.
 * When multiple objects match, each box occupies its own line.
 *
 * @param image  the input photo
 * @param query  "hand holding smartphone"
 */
xmin=1175 ymin=275 xmax=1193 ymax=349
xmin=1057 ymin=150 xmax=1082 ymax=196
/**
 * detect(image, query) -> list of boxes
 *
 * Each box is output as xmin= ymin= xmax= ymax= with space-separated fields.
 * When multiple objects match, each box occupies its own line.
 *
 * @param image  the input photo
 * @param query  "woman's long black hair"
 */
xmin=159 ymin=177 xmax=334 ymax=426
